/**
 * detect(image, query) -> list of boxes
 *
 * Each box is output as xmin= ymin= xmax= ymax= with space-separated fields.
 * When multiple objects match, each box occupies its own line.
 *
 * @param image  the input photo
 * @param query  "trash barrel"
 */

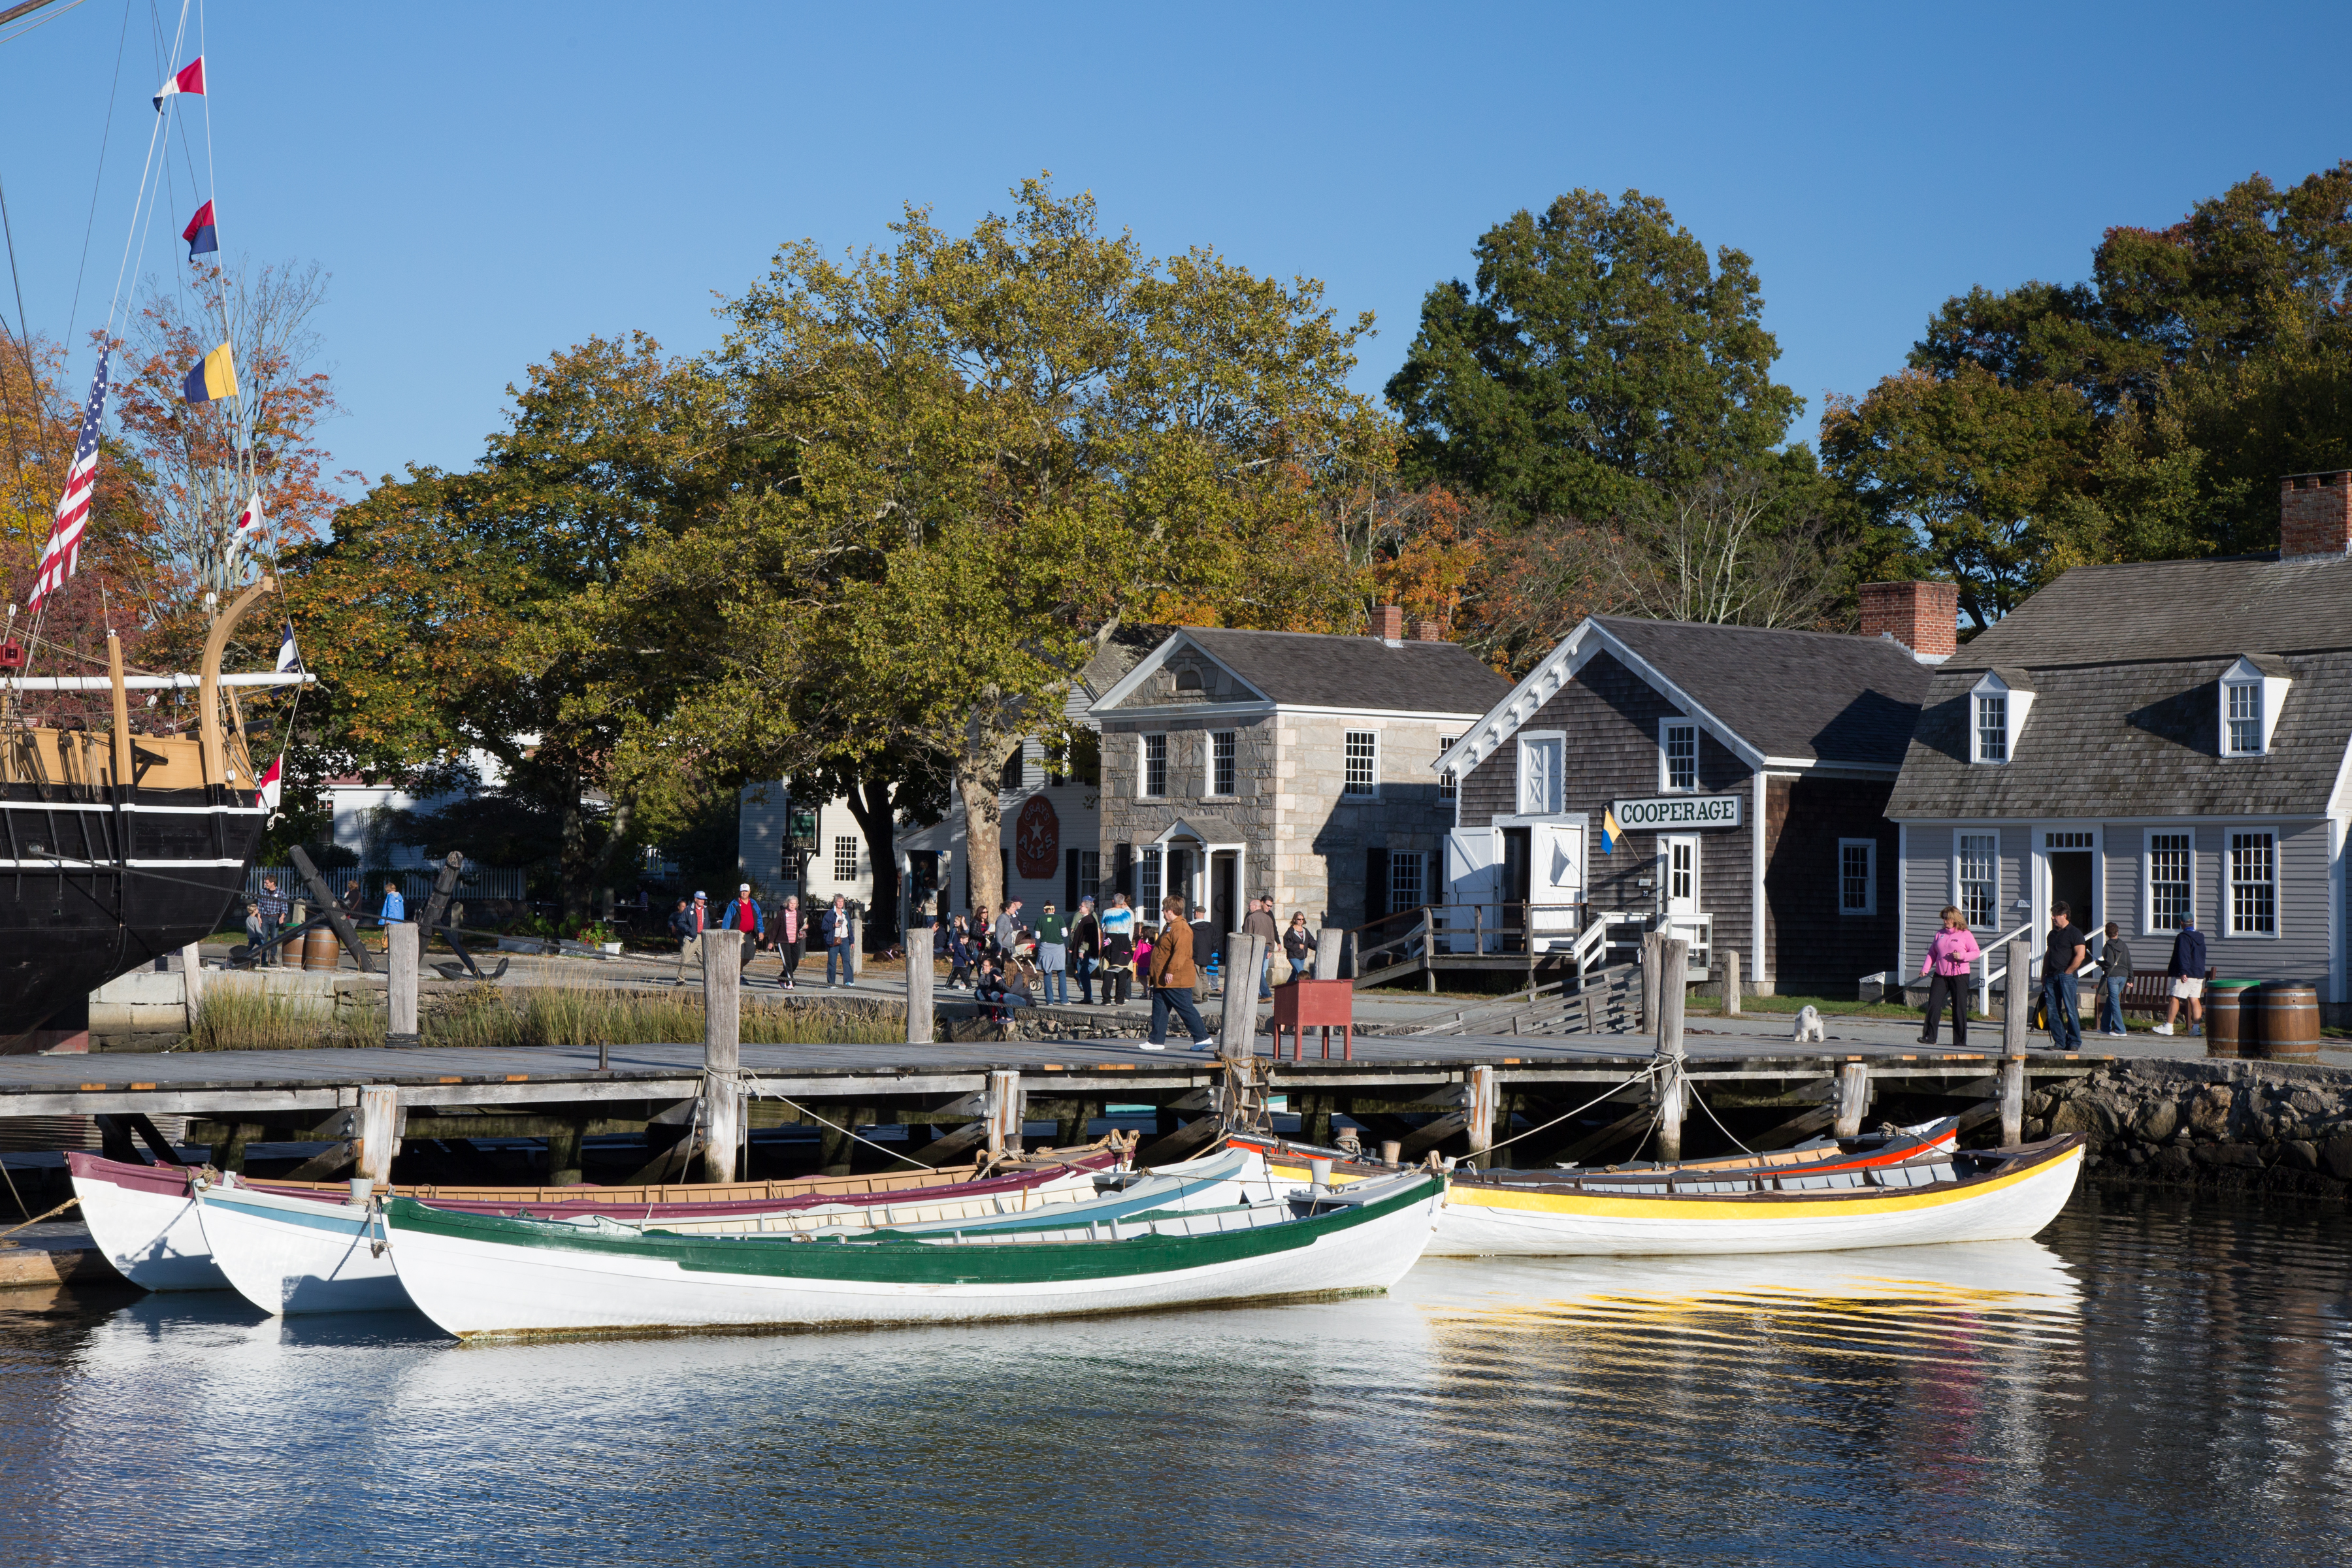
xmin=2205 ymin=980 xmax=2259 ymax=1059
xmin=2256 ymin=983 xmax=2321 ymax=1062
xmin=301 ymin=927 xmax=342 ymax=972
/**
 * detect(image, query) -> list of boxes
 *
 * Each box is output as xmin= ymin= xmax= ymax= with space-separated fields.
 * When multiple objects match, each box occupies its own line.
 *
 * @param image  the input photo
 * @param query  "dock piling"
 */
xmin=180 ymin=941 xmax=205 ymax=1034
xmin=1722 ymin=948 xmax=1742 ymax=1017
xmin=355 ymin=1086 xmax=399 ymax=1187
xmin=2004 ymin=939 xmax=2031 ymax=1058
xmin=1654 ymin=939 xmax=1688 ymax=1160
xmin=1313 ymin=927 xmax=1344 ymax=981
xmin=1465 ymin=1065 xmax=1499 ymax=1163
xmin=387 ymin=923 xmax=419 ymax=1044
xmin=905 ymin=929 xmax=934 ymax=1046
xmin=987 ymin=1070 xmax=1023 ymax=1156
xmin=700 ymin=934 xmax=742 ymax=1183
xmin=1999 ymin=1058 xmax=2026 ymax=1147
xmin=1219 ymin=934 xmax=1264 ymax=1057
xmin=1833 ymin=1061 xmax=1870 ymax=1139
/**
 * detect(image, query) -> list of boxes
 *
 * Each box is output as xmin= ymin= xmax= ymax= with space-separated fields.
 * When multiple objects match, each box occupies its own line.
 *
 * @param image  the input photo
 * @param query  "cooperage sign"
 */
xmin=1612 ymin=794 xmax=1743 ymax=829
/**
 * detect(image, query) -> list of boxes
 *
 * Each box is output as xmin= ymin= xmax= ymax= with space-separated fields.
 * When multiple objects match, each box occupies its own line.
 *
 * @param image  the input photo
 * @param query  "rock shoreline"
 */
xmin=2028 ymin=1056 xmax=2352 ymax=1200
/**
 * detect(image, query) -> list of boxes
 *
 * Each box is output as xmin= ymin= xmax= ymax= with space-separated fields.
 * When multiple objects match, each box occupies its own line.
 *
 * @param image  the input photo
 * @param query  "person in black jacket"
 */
xmin=1068 ymin=896 xmax=1102 ymax=1005
xmin=2154 ymin=914 xmax=2208 ymax=1037
xmin=1188 ymin=904 xmax=1218 ymax=998
xmin=1281 ymin=910 xmax=1315 ymax=984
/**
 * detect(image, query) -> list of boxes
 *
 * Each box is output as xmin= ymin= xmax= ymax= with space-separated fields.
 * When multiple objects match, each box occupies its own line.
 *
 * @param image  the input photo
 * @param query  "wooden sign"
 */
xmin=1611 ymin=794 xmax=1742 ymax=830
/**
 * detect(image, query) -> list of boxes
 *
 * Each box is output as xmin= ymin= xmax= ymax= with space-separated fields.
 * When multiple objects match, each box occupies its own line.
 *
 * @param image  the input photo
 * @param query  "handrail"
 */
xmin=1976 ymin=919 xmax=2036 ymax=1016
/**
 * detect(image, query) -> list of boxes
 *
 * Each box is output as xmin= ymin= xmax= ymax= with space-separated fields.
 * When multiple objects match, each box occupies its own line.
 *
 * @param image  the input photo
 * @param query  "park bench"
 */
xmin=2116 ymin=967 xmax=2214 ymax=1017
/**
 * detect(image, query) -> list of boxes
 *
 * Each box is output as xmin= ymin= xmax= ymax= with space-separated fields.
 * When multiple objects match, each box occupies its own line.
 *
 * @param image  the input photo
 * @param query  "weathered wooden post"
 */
xmin=180 ymin=941 xmax=206 ymax=1034
xmin=547 ymin=1119 xmax=586 ymax=1186
xmin=1641 ymin=931 xmax=1663 ymax=1032
xmin=2005 ymin=938 xmax=2032 ymax=1058
xmin=701 ymin=932 xmax=742 ymax=1183
xmin=905 ymin=922 xmax=934 ymax=1045
xmin=987 ymin=1068 xmax=1023 ymax=1157
xmin=1722 ymin=948 xmax=1742 ymax=1017
xmin=1999 ymin=1058 xmax=2027 ymax=1147
xmin=1465 ymin=1064 xmax=1500 ymax=1165
xmin=1313 ymin=926 xmax=1345 ymax=982
xmin=1833 ymin=1060 xmax=1870 ymax=1139
xmin=355 ymin=1085 xmax=400 ymax=1188
xmin=1218 ymin=934 xmax=1264 ymax=1057
xmin=386 ymin=922 xmax=419 ymax=1045
xmin=1655 ymin=938 xmax=1688 ymax=1161
xmin=847 ymin=907 xmax=862 ymax=984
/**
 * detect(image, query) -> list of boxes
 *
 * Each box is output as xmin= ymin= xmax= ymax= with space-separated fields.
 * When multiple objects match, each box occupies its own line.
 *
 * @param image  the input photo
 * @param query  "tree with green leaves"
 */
xmin=572 ymin=179 xmax=1384 ymax=917
xmin=1385 ymin=189 xmax=1803 ymax=525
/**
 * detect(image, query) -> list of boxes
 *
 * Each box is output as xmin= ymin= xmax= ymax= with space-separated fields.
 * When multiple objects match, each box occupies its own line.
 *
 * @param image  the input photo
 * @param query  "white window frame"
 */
xmin=1515 ymin=730 xmax=1566 ymax=817
xmin=1968 ymin=672 xmax=2032 ymax=765
xmin=1077 ymin=849 xmax=1100 ymax=904
xmin=1658 ymin=719 xmax=1699 ymax=792
xmin=1438 ymin=736 xmax=1459 ymax=801
xmin=1141 ymin=733 xmax=1168 ymax=798
xmin=1138 ymin=845 xmax=1163 ymax=912
xmin=1343 ymin=729 xmax=1379 ymax=798
xmin=832 ymin=835 xmax=860 ymax=881
xmin=1953 ymin=830 xmax=1999 ymax=930
xmin=1974 ymin=693 xmax=2008 ymax=764
xmin=1388 ymin=849 xmax=1426 ymax=913
xmin=2228 ymin=827 xmax=2278 ymax=939
xmin=2218 ymin=657 xmax=2289 ymax=758
xmin=1210 ymin=730 xmax=1237 ymax=798
xmin=1837 ymin=838 xmax=1876 ymax=917
xmin=2144 ymin=828 xmax=2194 ymax=936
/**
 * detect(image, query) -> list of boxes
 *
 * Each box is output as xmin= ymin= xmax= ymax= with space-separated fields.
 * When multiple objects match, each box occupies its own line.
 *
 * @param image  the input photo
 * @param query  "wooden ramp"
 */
xmin=1404 ymin=967 xmax=1641 ymax=1038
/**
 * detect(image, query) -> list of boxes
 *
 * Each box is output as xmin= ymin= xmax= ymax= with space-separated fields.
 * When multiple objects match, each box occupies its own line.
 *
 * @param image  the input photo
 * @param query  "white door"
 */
xmin=1531 ymin=822 xmax=1584 ymax=949
xmin=1443 ymin=828 xmax=1501 ymax=953
xmin=1661 ymin=834 xmax=1700 ymax=918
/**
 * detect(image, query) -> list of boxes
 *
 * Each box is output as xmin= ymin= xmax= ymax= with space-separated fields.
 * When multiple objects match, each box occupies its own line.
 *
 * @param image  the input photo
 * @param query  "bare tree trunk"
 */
xmin=956 ymin=766 xmax=1005 ymax=916
xmin=844 ymin=777 xmax=900 ymax=948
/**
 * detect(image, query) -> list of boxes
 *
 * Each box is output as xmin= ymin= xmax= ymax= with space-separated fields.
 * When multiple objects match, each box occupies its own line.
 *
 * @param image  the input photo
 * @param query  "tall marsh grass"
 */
xmin=183 ymin=981 xmax=902 ymax=1052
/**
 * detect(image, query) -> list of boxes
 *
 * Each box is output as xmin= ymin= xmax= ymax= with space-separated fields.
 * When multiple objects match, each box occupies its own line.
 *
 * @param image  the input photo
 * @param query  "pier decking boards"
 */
xmin=0 ymin=1035 xmax=2112 ymax=1119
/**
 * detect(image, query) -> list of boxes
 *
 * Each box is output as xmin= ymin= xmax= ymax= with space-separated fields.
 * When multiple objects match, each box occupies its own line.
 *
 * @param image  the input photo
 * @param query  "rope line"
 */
xmin=1471 ymin=1057 xmax=1667 ymax=1163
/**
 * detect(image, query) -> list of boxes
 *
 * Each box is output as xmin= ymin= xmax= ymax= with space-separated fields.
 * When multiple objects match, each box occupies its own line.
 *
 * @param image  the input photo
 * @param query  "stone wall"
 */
xmin=2029 ymin=1056 xmax=2352 ymax=1198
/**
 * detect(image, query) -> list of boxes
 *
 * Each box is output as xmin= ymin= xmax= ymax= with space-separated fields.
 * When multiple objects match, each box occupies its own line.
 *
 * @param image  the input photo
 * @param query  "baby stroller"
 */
xmin=1002 ymin=933 xmax=1047 ymax=998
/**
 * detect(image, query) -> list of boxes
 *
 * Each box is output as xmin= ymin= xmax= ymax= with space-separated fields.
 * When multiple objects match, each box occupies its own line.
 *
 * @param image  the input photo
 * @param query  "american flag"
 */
xmin=25 ymin=355 xmax=110 ymax=612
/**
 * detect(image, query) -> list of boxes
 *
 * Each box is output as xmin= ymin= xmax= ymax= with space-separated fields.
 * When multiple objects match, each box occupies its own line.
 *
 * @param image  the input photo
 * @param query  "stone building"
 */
xmin=1086 ymin=612 xmax=1508 ymax=938
xmin=1434 ymin=602 xmax=1935 ymax=994
xmin=1887 ymin=473 xmax=2352 ymax=1022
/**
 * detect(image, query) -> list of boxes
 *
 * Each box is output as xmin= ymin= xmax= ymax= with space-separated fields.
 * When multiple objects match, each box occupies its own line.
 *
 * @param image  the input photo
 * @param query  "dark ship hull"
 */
xmin=1 ymin=784 xmax=264 ymax=1053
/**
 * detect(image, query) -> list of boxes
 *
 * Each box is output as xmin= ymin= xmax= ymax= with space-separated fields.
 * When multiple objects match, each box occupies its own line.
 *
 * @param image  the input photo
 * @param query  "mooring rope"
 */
xmin=1469 ymin=1057 xmax=1670 ymax=1164
xmin=0 ymin=1194 xmax=80 ymax=1245
xmin=730 ymin=1070 xmax=935 ymax=1173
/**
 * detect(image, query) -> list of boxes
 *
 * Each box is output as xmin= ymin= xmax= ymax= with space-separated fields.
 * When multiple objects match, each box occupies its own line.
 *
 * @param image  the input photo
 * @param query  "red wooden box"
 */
xmin=1269 ymin=979 xmax=1354 ymax=1061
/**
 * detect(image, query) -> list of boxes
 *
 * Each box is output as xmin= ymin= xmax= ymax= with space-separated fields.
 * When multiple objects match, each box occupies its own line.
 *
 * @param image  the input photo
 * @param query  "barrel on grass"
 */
xmin=301 ymin=927 xmax=342 ymax=972
xmin=2205 ymin=980 xmax=2259 ymax=1059
xmin=2256 ymin=983 xmax=2321 ymax=1062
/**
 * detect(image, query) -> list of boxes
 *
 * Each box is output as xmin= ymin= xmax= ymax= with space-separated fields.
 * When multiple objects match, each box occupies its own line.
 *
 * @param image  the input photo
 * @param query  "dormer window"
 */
xmin=1968 ymin=669 xmax=2034 ymax=765
xmin=1174 ymin=668 xmax=1203 ymax=693
xmin=2219 ymin=655 xmax=2288 ymax=758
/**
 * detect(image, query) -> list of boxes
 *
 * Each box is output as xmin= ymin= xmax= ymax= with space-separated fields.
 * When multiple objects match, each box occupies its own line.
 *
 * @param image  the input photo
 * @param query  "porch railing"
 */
xmin=1977 ymin=919 xmax=2036 ymax=1017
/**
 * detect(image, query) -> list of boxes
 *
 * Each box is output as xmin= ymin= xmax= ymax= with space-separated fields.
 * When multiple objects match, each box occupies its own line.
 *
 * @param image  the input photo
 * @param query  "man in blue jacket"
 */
xmin=825 ymin=894 xmax=856 ymax=987
xmin=2153 ymin=913 xmax=2208 ymax=1037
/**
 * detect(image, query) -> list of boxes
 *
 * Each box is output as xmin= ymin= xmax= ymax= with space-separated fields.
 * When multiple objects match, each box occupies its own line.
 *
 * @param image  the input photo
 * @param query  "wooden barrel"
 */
xmin=2205 ymin=981 xmax=2257 ymax=1059
xmin=301 ymin=926 xmax=342 ymax=972
xmin=2256 ymin=984 xmax=2321 ymax=1062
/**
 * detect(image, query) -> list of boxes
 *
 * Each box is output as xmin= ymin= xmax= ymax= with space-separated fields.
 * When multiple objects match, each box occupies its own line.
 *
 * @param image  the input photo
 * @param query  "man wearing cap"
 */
xmin=721 ymin=883 xmax=764 ymax=980
xmin=673 ymin=890 xmax=711 ymax=984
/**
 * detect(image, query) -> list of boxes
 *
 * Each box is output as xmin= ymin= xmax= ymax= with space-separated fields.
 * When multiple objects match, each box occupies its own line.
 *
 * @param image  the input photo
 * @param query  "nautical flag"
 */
xmin=1599 ymin=806 xmax=1623 ymax=855
xmin=257 ymin=752 xmax=284 ymax=811
xmin=183 ymin=342 xmax=237 ymax=404
xmin=233 ymin=490 xmax=266 ymax=549
xmin=154 ymin=57 xmax=204 ymax=110
xmin=276 ymin=621 xmax=302 ymax=674
xmin=25 ymin=356 xmax=111 ymax=612
xmin=182 ymin=200 xmax=218 ymax=259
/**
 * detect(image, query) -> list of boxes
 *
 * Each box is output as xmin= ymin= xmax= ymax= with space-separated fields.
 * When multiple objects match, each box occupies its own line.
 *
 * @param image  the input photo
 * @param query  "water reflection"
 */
xmin=3 ymin=1188 xmax=2349 ymax=1567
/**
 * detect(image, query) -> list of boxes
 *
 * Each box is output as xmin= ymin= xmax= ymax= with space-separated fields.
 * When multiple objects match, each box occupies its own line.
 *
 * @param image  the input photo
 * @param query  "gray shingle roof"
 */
xmin=1179 ymin=629 xmax=1508 ymax=715
xmin=1952 ymin=553 xmax=2352 ymax=670
xmin=1593 ymin=616 xmax=1934 ymax=766
xmin=1886 ymin=651 xmax=2352 ymax=819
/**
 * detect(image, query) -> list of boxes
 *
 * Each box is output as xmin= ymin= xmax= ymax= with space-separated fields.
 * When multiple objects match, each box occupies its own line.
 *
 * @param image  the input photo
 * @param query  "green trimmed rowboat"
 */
xmin=380 ymin=1168 xmax=1446 ymax=1340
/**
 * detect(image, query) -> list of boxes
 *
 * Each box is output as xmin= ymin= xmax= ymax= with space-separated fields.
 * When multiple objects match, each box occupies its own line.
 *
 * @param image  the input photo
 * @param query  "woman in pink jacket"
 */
xmin=1918 ymin=905 xmax=1982 ymax=1047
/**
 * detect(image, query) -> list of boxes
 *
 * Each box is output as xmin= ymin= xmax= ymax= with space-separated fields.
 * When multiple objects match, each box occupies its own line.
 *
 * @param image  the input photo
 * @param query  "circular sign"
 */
xmin=1014 ymin=794 xmax=1060 ymax=880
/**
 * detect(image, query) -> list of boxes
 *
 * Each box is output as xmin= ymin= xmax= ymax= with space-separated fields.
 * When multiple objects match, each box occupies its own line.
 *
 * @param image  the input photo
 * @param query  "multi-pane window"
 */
xmin=1077 ymin=849 xmax=1100 ymax=905
xmin=2225 ymin=682 xmax=2262 ymax=756
xmin=1344 ymin=730 xmax=1377 ymax=796
xmin=1138 ymin=845 xmax=1163 ymax=914
xmin=2148 ymin=833 xmax=2192 ymax=932
xmin=2229 ymin=830 xmax=2276 ymax=936
xmin=1956 ymin=833 xmax=1998 ymax=928
xmin=1436 ymin=737 xmax=1460 ymax=800
xmin=1975 ymin=695 xmax=2008 ymax=762
xmin=1662 ymin=721 xmax=1698 ymax=791
xmin=1141 ymin=734 xmax=1168 ymax=798
xmin=1666 ymin=840 xmax=1695 ymax=904
xmin=1838 ymin=840 xmax=1875 ymax=915
xmin=1211 ymin=731 xmax=1236 ymax=796
xmin=833 ymin=836 xmax=860 ymax=881
xmin=1389 ymin=850 xmax=1424 ymax=913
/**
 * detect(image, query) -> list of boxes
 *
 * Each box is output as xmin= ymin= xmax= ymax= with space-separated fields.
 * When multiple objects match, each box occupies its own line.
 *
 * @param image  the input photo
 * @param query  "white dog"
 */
xmin=1791 ymin=1004 xmax=1825 ymax=1044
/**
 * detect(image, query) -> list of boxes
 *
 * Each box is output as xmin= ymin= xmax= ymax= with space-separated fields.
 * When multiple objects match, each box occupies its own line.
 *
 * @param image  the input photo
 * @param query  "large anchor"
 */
xmin=231 ymin=845 xmax=374 ymax=971
xmin=419 ymin=850 xmax=508 ymax=981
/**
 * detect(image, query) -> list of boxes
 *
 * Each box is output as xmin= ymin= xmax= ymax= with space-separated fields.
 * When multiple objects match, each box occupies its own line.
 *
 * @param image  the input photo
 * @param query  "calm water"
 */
xmin=5 ymin=1187 xmax=2349 ymax=1567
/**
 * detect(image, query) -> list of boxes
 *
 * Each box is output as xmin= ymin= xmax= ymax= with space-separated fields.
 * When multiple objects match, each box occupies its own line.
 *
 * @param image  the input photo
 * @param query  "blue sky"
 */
xmin=3 ymin=1 xmax=2347 ymax=494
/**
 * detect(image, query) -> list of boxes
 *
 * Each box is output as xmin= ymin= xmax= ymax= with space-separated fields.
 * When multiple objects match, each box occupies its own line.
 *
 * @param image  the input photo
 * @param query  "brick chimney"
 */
xmin=1858 ymin=580 xmax=1957 ymax=663
xmin=1372 ymin=604 xmax=1403 ymax=643
xmin=2281 ymin=472 xmax=2352 ymax=559
xmin=1415 ymin=619 xmax=1444 ymax=642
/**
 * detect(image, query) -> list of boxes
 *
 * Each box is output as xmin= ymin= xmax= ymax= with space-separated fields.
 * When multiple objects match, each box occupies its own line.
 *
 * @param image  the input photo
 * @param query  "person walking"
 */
xmin=1069 ymin=896 xmax=1101 ymax=1005
xmin=1916 ymin=906 xmax=1981 ymax=1048
xmin=1144 ymin=894 xmax=1216 ymax=1053
xmin=721 ymin=883 xmax=764 ymax=979
xmin=1099 ymin=892 xmax=1137 ymax=1007
xmin=252 ymin=877 xmax=288 ymax=967
xmin=2096 ymin=921 xmax=2132 ymax=1037
xmin=378 ymin=879 xmax=406 ymax=926
xmin=824 ymin=893 xmax=855 ymax=987
xmin=776 ymin=895 xmax=805 ymax=989
xmin=994 ymin=899 xmax=1028 ymax=960
xmin=1241 ymin=894 xmax=1280 ymax=1001
xmin=1281 ymin=911 xmax=1314 ymax=983
xmin=672 ymin=892 xmax=710 ymax=985
xmin=1034 ymin=900 xmax=1070 ymax=1006
xmin=1188 ymin=904 xmax=1218 ymax=997
xmin=944 ymin=914 xmax=976 ymax=988
xmin=2153 ymin=913 xmax=2208 ymax=1037
xmin=2039 ymin=901 xmax=2089 ymax=1051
